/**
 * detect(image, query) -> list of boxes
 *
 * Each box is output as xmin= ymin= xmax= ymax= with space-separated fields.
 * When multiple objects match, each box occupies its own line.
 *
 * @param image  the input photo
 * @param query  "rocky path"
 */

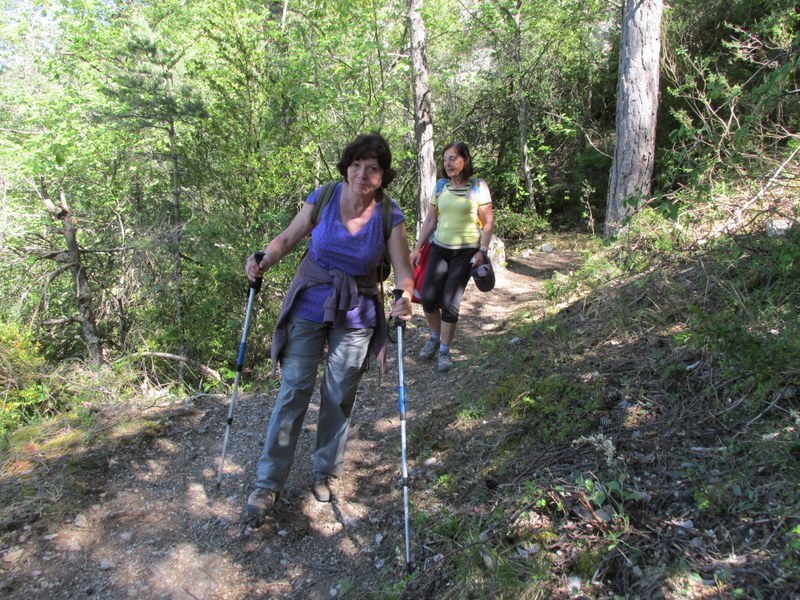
xmin=0 ymin=249 xmax=580 ymax=599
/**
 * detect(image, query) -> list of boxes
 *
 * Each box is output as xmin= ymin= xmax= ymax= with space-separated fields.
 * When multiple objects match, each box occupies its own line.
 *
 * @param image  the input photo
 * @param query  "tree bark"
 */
xmin=408 ymin=0 xmax=437 ymax=236
xmin=168 ymin=116 xmax=186 ymax=381
xmin=604 ymin=0 xmax=663 ymax=236
xmin=511 ymin=1 xmax=536 ymax=214
xmin=41 ymin=187 xmax=104 ymax=365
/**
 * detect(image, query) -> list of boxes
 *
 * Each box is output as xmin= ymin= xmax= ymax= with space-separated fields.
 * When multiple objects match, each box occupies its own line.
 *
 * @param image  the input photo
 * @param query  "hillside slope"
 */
xmin=2 ymin=231 xmax=798 ymax=599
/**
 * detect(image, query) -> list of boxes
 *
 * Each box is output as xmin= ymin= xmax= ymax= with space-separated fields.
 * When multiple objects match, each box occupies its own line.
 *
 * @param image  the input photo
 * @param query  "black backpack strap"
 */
xmin=311 ymin=181 xmax=339 ymax=226
xmin=301 ymin=182 xmax=338 ymax=264
xmin=376 ymin=189 xmax=394 ymax=297
xmin=379 ymin=189 xmax=393 ymax=241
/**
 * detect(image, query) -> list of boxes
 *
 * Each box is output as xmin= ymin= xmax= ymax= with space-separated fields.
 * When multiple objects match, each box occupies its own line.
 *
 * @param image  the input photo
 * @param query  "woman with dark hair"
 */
xmin=241 ymin=133 xmax=413 ymax=528
xmin=410 ymin=141 xmax=494 ymax=372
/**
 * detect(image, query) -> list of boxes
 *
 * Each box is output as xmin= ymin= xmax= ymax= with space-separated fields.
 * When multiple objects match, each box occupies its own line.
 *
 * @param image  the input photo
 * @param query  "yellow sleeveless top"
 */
xmin=432 ymin=178 xmax=492 ymax=249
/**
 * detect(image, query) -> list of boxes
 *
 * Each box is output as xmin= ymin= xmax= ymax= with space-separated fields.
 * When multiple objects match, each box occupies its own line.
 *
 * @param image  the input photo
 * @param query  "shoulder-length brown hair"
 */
xmin=337 ymin=133 xmax=397 ymax=188
xmin=441 ymin=141 xmax=474 ymax=180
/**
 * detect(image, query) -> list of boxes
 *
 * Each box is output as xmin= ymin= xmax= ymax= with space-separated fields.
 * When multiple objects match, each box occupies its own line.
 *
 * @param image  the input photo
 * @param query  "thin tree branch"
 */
xmin=137 ymin=352 xmax=222 ymax=381
xmin=709 ymin=144 xmax=800 ymax=238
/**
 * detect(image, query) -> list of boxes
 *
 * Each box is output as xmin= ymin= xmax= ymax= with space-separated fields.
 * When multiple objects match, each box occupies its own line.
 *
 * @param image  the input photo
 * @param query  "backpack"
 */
xmin=435 ymin=177 xmax=480 ymax=200
xmin=435 ymin=177 xmax=447 ymax=198
xmin=311 ymin=181 xmax=394 ymax=284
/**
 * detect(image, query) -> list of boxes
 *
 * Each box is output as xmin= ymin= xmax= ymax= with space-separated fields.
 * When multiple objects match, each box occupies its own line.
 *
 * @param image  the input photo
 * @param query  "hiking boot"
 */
xmin=312 ymin=476 xmax=339 ymax=503
xmin=242 ymin=488 xmax=277 ymax=529
xmin=419 ymin=338 xmax=439 ymax=359
xmin=436 ymin=349 xmax=452 ymax=372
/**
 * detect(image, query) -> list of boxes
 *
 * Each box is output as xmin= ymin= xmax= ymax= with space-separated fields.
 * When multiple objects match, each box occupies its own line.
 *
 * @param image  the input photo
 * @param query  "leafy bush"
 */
xmin=544 ymin=208 xmax=694 ymax=302
xmin=0 ymin=322 xmax=54 ymax=435
xmin=493 ymin=207 xmax=550 ymax=241
xmin=543 ymin=252 xmax=621 ymax=302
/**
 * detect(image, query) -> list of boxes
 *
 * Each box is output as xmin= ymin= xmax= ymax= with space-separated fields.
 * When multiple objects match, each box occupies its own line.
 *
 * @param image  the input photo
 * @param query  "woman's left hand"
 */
xmin=471 ymin=250 xmax=486 ymax=266
xmin=409 ymin=248 xmax=421 ymax=268
xmin=390 ymin=294 xmax=413 ymax=321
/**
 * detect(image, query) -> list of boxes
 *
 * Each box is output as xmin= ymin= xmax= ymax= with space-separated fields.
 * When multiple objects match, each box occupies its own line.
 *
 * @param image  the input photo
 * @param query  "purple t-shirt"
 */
xmin=292 ymin=183 xmax=405 ymax=328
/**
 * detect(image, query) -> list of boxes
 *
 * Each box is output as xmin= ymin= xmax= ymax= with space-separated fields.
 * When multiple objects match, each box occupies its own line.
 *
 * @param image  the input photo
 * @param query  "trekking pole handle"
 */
xmin=250 ymin=251 xmax=266 ymax=294
xmin=392 ymin=289 xmax=406 ymax=329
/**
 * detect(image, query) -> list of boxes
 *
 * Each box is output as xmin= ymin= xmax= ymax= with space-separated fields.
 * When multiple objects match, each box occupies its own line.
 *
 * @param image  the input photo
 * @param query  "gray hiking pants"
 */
xmin=254 ymin=317 xmax=374 ymax=492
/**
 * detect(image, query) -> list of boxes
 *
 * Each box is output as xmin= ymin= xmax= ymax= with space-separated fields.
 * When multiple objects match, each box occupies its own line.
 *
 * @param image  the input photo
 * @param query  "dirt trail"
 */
xmin=0 ymin=249 xmax=580 ymax=599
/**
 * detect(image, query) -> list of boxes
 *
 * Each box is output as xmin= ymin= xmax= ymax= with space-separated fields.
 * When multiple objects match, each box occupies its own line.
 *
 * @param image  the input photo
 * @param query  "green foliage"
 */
xmin=786 ymin=525 xmax=800 ymax=570
xmin=427 ymin=506 xmax=461 ymax=538
xmin=543 ymin=250 xmax=621 ymax=302
xmin=493 ymin=208 xmax=550 ymax=241
xmin=434 ymin=473 xmax=456 ymax=492
xmin=544 ymin=208 xmax=692 ymax=302
xmin=579 ymin=470 xmax=644 ymax=518
xmin=611 ymin=209 xmax=691 ymax=270
xmin=660 ymin=1 xmax=798 ymax=192
xmin=683 ymin=451 xmax=776 ymax=518
xmin=0 ymin=322 xmax=54 ymax=434
xmin=1 ymin=0 xmax=795 ymax=377
xmin=507 ymin=374 xmax=602 ymax=443
xmin=686 ymin=229 xmax=800 ymax=399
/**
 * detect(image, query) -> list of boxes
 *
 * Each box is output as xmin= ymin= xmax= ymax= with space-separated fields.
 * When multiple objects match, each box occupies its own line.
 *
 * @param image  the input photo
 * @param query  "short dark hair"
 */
xmin=441 ymin=141 xmax=474 ymax=180
xmin=337 ymin=133 xmax=397 ymax=188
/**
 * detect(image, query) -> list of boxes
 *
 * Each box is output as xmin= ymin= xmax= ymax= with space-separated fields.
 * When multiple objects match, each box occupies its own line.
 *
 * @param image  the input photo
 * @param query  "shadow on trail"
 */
xmin=0 ymin=249 xmax=559 ymax=600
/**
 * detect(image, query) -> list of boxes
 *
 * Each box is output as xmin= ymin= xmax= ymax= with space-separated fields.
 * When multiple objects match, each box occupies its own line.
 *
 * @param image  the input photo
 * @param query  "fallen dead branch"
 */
xmin=136 ymin=352 xmax=222 ymax=381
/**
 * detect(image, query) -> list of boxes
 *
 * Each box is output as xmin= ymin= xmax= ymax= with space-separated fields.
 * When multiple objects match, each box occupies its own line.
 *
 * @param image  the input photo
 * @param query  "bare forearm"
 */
xmin=478 ymin=206 xmax=494 ymax=250
xmin=259 ymin=236 xmax=294 ymax=269
xmin=415 ymin=209 xmax=439 ymax=249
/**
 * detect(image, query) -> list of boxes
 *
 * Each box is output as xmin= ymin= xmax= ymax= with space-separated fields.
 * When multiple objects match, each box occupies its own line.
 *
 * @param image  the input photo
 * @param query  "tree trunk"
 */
xmin=41 ymin=187 xmax=104 ymax=365
xmin=511 ymin=1 xmax=537 ymax=214
xmin=168 ymin=117 xmax=186 ymax=380
xmin=408 ymin=0 xmax=437 ymax=236
xmin=604 ymin=0 xmax=663 ymax=236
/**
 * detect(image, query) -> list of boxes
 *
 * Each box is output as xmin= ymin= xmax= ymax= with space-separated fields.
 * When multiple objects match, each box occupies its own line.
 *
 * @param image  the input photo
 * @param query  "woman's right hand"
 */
xmin=245 ymin=253 xmax=266 ymax=282
xmin=390 ymin=294 xmax=413 ymax=321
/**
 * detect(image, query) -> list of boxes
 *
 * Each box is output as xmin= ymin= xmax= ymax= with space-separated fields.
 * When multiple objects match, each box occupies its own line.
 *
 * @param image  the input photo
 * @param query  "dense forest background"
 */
xmin=1 ymin=0 xmax=796 ymax=403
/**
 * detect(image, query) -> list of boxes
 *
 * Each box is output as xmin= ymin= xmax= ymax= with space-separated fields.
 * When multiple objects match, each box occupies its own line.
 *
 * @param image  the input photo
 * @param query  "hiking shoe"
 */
xmin=436 ymin=350 xmax=452 ymax=372
xmin=419 ymin=338 xmax=439 ymax=359
xmin=242 ymin=488 xmax=277 ymax=529
xmin=312 ymin=476 xmax=339 ymax=503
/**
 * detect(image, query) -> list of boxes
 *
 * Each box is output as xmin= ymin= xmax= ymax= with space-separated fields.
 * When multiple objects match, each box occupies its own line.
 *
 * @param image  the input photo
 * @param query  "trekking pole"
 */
xmin=216 ymin=251 xmax=264 ymax=490
xmin=391 ymin=289 xmax=413 ymax=573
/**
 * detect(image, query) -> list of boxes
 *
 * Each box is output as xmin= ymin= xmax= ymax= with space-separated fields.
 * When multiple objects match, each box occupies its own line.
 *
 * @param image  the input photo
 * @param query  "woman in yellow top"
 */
xmin=410 ymin=141 xmax=494 ymax=372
